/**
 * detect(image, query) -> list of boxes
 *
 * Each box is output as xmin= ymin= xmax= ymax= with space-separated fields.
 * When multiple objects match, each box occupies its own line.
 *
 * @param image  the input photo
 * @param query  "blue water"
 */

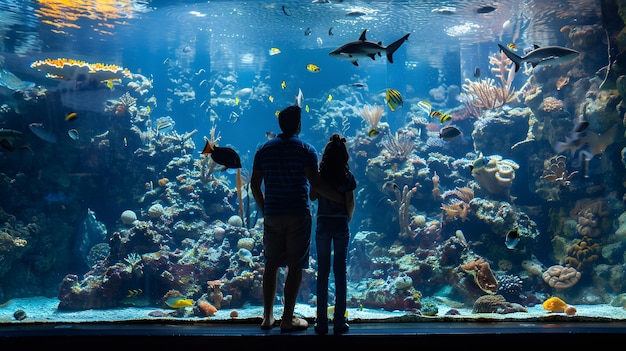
xmin=0 ymin=0 xmax=622 ymax=322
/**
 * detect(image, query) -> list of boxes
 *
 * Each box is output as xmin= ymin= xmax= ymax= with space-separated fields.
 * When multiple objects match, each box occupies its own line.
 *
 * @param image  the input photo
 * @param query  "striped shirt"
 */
xmin=252 ymin=135 xmax=318 ymax=216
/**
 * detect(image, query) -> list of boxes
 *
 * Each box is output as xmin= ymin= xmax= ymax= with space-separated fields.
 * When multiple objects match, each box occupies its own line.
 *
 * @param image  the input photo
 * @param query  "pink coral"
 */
xmin=541 ymin=265 xmax=581 ymax=289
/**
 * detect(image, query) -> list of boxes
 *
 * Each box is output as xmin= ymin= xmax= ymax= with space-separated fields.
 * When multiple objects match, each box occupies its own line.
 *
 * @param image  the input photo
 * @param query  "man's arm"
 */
xmin=250 ymin=169 xmax=265 ymax=215
xmin=305 ymin=166 xmax=345 ymax=205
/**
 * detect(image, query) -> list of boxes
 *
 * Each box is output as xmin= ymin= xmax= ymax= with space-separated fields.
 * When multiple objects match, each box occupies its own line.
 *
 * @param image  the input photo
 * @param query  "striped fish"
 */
xmin=430 ymin=110 xmax=452 ymax=124
xmin=385 ymin=88 xmax=403 ymax=111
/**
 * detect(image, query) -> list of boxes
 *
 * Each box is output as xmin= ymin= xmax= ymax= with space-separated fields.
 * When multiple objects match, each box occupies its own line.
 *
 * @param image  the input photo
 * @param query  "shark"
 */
xmin=498 ymin=43 xmax=580 ymax=72
xmin=329 ymin=29 xmax=410 ymax=66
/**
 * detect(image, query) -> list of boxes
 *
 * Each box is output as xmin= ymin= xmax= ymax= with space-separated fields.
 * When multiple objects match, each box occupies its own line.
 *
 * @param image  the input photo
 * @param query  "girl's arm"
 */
xmin=345 ymin=190 xmax=355 ymax=222
xmin=310 ymin=187 xmax=318 ymax=201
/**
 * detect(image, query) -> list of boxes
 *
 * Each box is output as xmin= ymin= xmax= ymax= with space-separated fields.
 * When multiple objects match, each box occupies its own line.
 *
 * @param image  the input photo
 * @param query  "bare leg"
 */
xmin=280 ymin=266 xmax=302 ymax=325
xmin=261 ymin=263 xmax=279 ymax=328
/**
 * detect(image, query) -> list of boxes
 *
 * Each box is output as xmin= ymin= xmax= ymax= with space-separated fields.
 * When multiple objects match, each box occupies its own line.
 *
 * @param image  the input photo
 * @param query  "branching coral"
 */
xmin=441 ymin=200 xmax=471 ymax=222
xmin=105 ymin=92 xmax=137 ymax=116
xmin=380 ymin=132 xmax=415 ymax=161
xmin=440 ymin=186 xmax=474 ymax=222
xmin=460 ymin=51 xmax=516 ymax=114
xmin=388 ymin=184 xmax=416 ymax=239
xmin=360 ymin=104 xmax=384 ymax=130
xmin=442 ymin=186 xmax=474 ymax=203
xmin=123 ymin=252 xmax=142 ymax=269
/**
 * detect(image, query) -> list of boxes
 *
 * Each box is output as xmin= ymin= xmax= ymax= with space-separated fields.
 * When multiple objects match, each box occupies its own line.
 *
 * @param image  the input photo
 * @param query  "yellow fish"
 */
xmin=235 ymin=96 xmax=240 ymax=105
xmin=507 ymin=42 xmax=518 ymax=51
xmin=327 ymin=94 xmax=332 ymax=103
xmin=306 ymin=63 xmax=320 ymax=73
xmin=106 ymin=80 xmax=114 ymax=91
xmin=325 ymin=306 xmax=349 ymax=318
xmin=281 ymin=81 xmax=286 ymax=89
xmin=146 ymin=106 xmax=151 ymax=114
xmin=126 ymin=289 xmax=143 ymax=298
xmin=269 ymin=95 xmax=274 ymax=103
xmin=124 ymin=137 xmax=128 ymax=147
xmin=269 ymin=47 xmax=281 ymax=56
xmin=275 ymin=110 xmax=280 ymax=117
xmin=156 ymin=121 xmax=174 ymax=135
xmin=65 ymin=112 xmax=78 ymax=122
xmin=430 ymin=110 xmax=452 ymax=124
xmin=165 ymin=297 xmax=193 ymax=309
xmin=385 ymin=88 xmax=403 ymax=111
xmin=305 ymin=105 xmax=309 ymax=113
xmin=417 ymin=100 xmax=432 ymax=115
xmin=368 ymin=128 xmax=380 ymax=137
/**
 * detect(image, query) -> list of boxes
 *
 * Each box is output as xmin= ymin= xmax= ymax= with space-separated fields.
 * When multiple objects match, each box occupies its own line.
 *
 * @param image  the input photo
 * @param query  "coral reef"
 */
xmin=460 ymin=258 xmax=498 ymax=294
xmin=471 ymin=155 xmax=519 ymax=200
xmin=30 ymin=58 xmax=132 ymax=82
xmin=460 ymin=50 xmax=516 ymax=113
xmin=542 ymin=265 xmax=581 ymax=290
xmin=564 ymin=237 xmax=600 ymax=271
xmin=0 ymin=8 xmax=624 ymax=320
xmin=570 ymin=198 xmax=611 ymax=238
xmin=472 ymin=294 xmax=527 ymax=314
xmin=360 ymin=104 xmax=385 ymax=131
xmin=542 ymin=296 xmax=568 ymax=312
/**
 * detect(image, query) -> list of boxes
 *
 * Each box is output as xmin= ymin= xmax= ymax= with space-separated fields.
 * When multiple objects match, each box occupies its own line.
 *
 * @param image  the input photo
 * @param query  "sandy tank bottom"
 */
xmin=0 ymin=296 xmax=625 ymax=324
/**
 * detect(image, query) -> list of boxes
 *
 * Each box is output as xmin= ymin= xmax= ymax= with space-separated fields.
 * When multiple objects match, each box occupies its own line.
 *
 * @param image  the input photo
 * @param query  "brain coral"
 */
xmin=542 ymin=265 xmax=581 ymax=289
xmin=473 ymin=294 xmax=528 ymax=314
xmin=471 ymin=155 xmax=519 ymax=199
xmin=237 ymin=237 xmax=255 ymax=251
xmin=120 ymin=210 xmax=137 ymax=226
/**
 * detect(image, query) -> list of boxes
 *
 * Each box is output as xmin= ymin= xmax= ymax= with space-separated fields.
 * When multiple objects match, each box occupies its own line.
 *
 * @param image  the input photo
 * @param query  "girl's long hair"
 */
xmin=319 ymin=133 xmax=350 ymax=186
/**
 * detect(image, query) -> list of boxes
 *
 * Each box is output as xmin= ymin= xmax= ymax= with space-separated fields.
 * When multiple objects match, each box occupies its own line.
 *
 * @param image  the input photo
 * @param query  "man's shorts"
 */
xmin=263 ymin=213 xmax=311 ymax=269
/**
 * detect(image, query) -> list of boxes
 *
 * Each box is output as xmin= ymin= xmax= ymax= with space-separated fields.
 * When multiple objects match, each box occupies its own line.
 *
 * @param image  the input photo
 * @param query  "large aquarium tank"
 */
xmin=1 ymin=0 xmax=626 ymax=343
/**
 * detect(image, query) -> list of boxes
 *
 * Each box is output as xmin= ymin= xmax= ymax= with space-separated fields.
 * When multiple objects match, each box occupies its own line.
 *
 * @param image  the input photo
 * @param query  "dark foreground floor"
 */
xmin=2 ymin=321 xmax=626 ymax=346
